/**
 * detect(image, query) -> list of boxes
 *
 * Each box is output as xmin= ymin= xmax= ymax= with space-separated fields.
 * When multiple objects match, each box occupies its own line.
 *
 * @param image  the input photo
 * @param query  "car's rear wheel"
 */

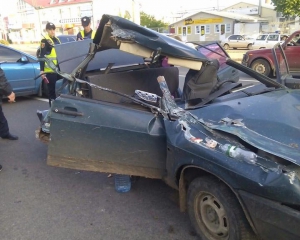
xmin=247 ymin=44 xmax=253 ymax=50
xmin=250 ymin=59 xmax=271 ymax=76
xmin=187 ymin=176 xmax=256 ymax=240
xmin=223 ymin=44 xmax=229 ymax=50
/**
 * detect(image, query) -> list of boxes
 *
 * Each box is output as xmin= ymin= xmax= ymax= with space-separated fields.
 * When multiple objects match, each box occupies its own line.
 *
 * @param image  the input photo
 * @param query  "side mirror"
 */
xmin=20 ymin=56 xmax=29 ymax=62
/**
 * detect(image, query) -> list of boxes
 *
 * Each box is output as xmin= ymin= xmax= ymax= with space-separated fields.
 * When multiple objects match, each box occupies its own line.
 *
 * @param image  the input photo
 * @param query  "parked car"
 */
xmin=0 ymin=44 xmax=43 ymax=97
xmin=221 ymin=34 xmax=254 ymax=50
xmin=242 ymin=30 xmax=300 ymax=76
xmin=252 ymin=33 xmax=282 ymax=50
xmin=36 ymin=15 xmax=300 ymax=240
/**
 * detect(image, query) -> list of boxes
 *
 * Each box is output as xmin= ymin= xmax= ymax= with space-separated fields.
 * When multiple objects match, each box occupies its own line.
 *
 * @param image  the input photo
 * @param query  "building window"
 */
xmin=195 ymin=25 xmax=200 ymax=34
xmin=178 ymin=26 xmax=182 ymax=35
xmin=215 ymin=24 xmax=220 ymax=33
xmin=187 ymin=26 xmax=192 ymax=35
xmin=205 ymin=25 xmax=210 ymax=34
xmin=226 ymin=23 xmax=231 ymax=33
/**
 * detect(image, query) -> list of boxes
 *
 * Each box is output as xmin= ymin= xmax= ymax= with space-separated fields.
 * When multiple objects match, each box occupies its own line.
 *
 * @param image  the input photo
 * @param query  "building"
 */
xmin=169 ymin=10 xmax=267 ymax=43
xmin=3 ymin=0 xmax=140 ymax=43
xmin=169 ymin=1 xmax=300 ymax=43
xmin=219 ymin=1 xmax=299 ymax=34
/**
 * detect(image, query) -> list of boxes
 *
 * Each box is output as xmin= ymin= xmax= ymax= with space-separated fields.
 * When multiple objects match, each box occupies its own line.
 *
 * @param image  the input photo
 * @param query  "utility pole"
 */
xmin=30 ymin=0 xmax=43 ymax=41
xmin=258 ymin=0 xmax=262 ymax=17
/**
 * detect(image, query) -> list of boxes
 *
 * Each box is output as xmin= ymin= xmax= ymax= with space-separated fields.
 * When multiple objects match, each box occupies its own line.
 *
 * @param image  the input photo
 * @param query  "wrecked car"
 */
xmin=36 ymin=15 xmax=300 ymax=240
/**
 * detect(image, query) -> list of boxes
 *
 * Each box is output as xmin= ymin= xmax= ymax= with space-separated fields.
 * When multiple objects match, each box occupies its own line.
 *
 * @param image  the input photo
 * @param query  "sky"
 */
xmin=0 ymin=0 xmax=272 ymax=20
xmin=138 ymin=0 xmax=271 ymax=20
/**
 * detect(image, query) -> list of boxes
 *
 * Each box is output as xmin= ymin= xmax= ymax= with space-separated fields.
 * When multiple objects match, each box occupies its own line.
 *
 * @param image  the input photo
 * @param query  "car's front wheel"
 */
xmin=187 ymin=176 xmax=256 ymax=240
xmin=250 ymin=59 xmax=271 ymax=76
xmin=223 ymin=44 xmax=229 ymax=50
xmin=247 ymin=44 xmax=253 ymax=50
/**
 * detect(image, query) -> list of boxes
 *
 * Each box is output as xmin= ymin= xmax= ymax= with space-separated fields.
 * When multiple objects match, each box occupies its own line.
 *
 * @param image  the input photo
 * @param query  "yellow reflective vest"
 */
xmin=80 ymin=30 xmax=96 ymax=39
xmin=44 ymin=35 xmax=61 ymax=73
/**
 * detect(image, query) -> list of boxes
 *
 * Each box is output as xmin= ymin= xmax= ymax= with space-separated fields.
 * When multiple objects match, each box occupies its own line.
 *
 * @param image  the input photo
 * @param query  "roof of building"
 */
xmin=222 ymin=1 xmax=275 ymax=10
xmin=170 ymin=10 xmax=268 ymax=25
xmin=24 ymin=0 xmax=92 ymax=8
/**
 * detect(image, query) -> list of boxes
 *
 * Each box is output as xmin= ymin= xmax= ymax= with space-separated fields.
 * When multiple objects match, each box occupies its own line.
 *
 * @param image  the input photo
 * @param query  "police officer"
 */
xmin=0 ymin=67 xmax=18 ymax=141
xmin=39 ymin=22 xmax=61 ymax=106
xmin=76 ymin=16 xmax=96 ymax=40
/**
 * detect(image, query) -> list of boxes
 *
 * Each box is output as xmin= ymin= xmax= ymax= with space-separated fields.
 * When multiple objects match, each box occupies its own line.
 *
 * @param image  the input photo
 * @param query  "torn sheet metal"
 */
xmin=190 ymin=89 xmax=300 ymax=166
xmin=94 ymin=15 xmax=208 ymax=61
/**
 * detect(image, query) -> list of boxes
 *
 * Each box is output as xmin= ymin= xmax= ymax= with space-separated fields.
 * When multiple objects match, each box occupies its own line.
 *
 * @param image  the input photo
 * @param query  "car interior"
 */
xmin=53 ymin=23 xmax=285 ymax=112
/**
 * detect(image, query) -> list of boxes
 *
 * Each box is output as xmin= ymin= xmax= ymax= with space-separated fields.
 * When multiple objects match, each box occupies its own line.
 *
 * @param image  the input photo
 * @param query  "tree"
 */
xmin=271 ymin=0 xmax=300 ymax=17
xmin=140 ymin=11 xmax=168 ymax=29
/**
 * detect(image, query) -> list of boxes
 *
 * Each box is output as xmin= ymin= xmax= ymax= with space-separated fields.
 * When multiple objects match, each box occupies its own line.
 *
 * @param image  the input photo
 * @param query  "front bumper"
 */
xmin=239 ymin=191 xmax=300 ymax=240
xmin=241 ymin=53 xmax=249 ymax=67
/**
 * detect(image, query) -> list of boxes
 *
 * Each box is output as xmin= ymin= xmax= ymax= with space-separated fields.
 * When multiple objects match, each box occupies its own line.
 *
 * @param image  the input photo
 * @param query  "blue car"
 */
xmin=0 ymin=44 xmax=43 ymax=97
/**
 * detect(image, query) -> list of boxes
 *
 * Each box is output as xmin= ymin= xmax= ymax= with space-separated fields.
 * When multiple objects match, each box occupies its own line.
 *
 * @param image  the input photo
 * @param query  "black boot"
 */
xmin=1 ymin=132 xmax=18 ymax=140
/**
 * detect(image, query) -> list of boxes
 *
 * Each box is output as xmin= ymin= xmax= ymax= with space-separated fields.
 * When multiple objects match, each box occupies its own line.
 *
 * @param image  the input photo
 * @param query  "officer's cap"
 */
xmin=81 ymin=16 xmax=91 ymax=27
xmin=46 ymin=22 xmax=56 ymax=30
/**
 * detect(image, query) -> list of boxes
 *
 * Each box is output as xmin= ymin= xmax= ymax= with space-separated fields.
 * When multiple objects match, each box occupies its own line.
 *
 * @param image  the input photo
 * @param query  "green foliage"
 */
xmin=272 ymin=0 xmax=300 ymax=17
xmin=0 ymin=39 xmax=9 ymax=45
xmin=140 ymin=11 xmax=168 ymax=28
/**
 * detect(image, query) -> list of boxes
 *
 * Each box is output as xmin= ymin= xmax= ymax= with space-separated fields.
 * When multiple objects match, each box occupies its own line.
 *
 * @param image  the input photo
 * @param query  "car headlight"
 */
xmin=242 ymin=54 xmax=249 ymax=63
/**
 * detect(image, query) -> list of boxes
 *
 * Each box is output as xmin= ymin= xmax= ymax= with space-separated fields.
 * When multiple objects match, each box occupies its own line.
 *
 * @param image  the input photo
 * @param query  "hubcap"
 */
xmin=255 ymin=64 xmax=265 ymax=74
xmin=195 ymin=192 xmax=229 ymax=239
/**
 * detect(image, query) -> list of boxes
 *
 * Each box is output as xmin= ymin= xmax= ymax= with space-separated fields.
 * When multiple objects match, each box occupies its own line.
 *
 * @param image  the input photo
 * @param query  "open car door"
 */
xmin=47 ymin=93 xmax=167 ymax=179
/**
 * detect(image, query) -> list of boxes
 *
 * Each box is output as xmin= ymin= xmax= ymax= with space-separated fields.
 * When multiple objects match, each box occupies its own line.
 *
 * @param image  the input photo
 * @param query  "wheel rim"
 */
xmin=195 ymin=192 xmax=229 ymax=239
xmin=254 ymin=63 xmax=266 ymax=74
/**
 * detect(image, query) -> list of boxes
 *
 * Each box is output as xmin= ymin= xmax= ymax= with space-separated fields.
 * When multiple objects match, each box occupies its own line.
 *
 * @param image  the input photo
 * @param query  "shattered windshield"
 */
xmin=196 ymin=43 xmax=227 ymax=70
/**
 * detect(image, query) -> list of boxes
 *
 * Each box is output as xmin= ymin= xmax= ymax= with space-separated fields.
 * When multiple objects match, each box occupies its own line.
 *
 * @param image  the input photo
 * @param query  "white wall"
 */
xmin=234 ymin=22 xmax=260 ymax=36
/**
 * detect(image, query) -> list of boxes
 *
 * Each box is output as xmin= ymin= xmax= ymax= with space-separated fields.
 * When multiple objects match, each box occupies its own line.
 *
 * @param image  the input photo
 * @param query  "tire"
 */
xmin=187 ymin=176 xmax=256 ymax=240
xmin=223 ymin=44 xmax=229 ymax=50
xmin=247 ymin=44 xmax=253 ymax=50
xmin=250 ymin=59 xmax=271 ymax=76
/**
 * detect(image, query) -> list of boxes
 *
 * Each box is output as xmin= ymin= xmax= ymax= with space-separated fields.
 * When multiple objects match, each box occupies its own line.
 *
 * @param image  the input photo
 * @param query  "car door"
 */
xmin=47 ymin=95 xmax=167 ymax=179
xmin=283 ymin=45 xmax=300 ymax=73
xmin=236 ymin=35 xmax=245 ymax=48
xmin=0 ymin=46 xmax=36 ymax=94
xmin=228 ymin=35 xmax=238 ymax=48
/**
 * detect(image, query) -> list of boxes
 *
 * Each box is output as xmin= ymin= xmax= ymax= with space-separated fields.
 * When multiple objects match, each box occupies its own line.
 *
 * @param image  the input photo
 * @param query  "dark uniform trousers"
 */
xmin=0 ymin=105 xmax=9 ymax=137
xmin=47 ymin=73 xmax=59 ymax=101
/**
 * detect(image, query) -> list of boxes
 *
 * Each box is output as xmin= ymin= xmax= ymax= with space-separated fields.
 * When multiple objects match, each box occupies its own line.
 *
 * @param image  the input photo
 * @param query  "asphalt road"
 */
xmin=0 ymin=97 xmax=198 ymax=240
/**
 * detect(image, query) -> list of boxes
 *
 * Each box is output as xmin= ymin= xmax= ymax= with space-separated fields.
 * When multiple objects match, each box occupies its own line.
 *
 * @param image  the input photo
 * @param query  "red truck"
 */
xmin=242 ymin=30 xmax=300 ymax=77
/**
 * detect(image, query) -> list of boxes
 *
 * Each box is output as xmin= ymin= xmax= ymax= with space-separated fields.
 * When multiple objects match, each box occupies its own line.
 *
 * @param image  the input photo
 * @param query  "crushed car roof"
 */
xmin=93 ymin=14 xmax=208 ymax=62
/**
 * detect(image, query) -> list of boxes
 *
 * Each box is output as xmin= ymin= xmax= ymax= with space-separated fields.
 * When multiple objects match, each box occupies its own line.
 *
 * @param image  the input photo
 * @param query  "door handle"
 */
xmin=52 ymin=108 xmax=83 ymax=116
